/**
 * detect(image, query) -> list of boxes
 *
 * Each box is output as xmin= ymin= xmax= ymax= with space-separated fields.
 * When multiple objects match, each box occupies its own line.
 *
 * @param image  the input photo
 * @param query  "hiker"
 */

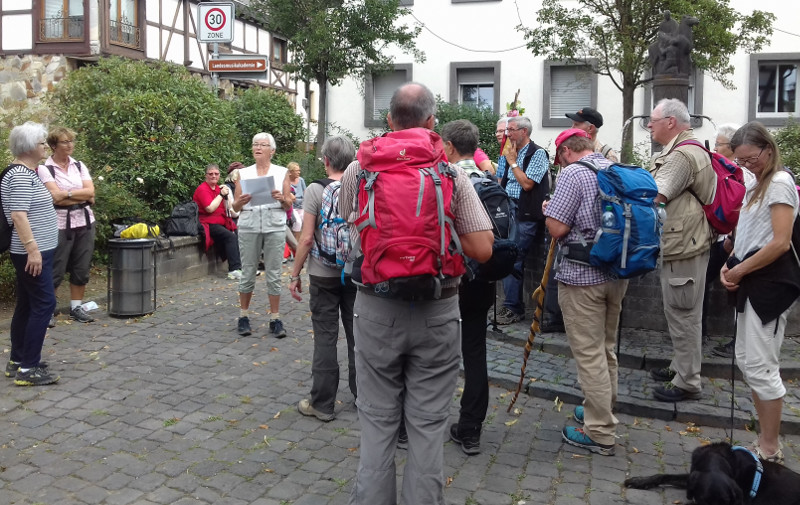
xmin=193 ymin=163 xmax=242 ymax=280
xmin=565 ymin=107 xmax=619 ymax=163
xmin=340 ymin=82 xmax=493 ymax=504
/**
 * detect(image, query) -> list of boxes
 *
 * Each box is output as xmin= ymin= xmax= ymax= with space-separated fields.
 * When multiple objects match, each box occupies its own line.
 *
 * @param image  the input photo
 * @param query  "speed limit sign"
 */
xmin=198 ymin=2 xmax=234 ymax=43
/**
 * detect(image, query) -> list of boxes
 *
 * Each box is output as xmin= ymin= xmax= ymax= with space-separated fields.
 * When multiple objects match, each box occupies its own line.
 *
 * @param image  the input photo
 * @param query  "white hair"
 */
xmin=716 ymin=123 xmax=740 ymax=142
xmin=9 ymin=121 xmax=47 ymax=157
xmin=252 ymin=132 xmax=276 ymax=150
xmin=655 ymin=98 xmax=690 ymax=126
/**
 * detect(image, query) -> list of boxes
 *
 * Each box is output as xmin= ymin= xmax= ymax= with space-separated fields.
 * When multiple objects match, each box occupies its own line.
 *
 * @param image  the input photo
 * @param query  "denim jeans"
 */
xmin=10 ymin=249 xmax=57 ymax=368
xmin=502 ymin=201 xmax=540 ymax=315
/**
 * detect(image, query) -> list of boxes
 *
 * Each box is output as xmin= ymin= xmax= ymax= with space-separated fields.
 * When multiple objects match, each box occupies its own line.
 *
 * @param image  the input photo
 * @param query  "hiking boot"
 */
xmin=649 ymin=367 xmax=676 ymax=382
xmin=270 ymin=319 xmax=287 ymax=339
xmin=495 ymin=307 xmax=523 ymax=325
xmin=541 ymin=319 xmax=565 ymax=333
xmin=573 ymin=405 xmax=584 ymax=425
xmin=653 ymin=382 xmax=701 ymax=402
xmin=562 ymin=426 xmax=615 ymax=456
xmin=397 ymin=424 xmax=408 ymax=450
xmin=712 ymin=339 xmax=735 ymax=359
xmin=237 ymin=316 xmax=252 ymax=336
xmin=297 ymin=399 xmax=335 ymax=422
xmin=5 ymin=361 xmax=48 ymax=378
xmin=14 ymin=366 xmax=59 ymax=386
xmin=70 ymin=305 xmax=94 ymax=323
xmin=227 ymin=269 xmax=243 ymax=280
xmin=449 ymin=424 xmax=481 ymax=455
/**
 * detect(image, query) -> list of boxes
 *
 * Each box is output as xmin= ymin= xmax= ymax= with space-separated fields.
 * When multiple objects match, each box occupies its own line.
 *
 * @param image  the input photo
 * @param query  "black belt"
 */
xmin=358 ymin=285 xmax=458 ymax=301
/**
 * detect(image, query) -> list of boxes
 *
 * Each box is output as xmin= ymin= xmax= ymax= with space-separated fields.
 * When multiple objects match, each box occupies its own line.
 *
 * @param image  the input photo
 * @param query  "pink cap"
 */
xmin=554 ymin=128 xmax=590 ymax=165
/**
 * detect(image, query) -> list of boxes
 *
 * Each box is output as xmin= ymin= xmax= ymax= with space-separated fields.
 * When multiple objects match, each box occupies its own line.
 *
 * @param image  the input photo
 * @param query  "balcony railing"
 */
xmin=39 ymin=16 xmax=84 ymax=41
xmin=109 ymin=19 xmax=140 ymax=49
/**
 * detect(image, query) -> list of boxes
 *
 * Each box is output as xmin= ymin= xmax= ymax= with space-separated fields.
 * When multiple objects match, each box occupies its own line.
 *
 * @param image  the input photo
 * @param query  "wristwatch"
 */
xmin=67 ymin=190 xmax=72 ymax=198
xmin=511 ymin=163 xmax=519 ymax=169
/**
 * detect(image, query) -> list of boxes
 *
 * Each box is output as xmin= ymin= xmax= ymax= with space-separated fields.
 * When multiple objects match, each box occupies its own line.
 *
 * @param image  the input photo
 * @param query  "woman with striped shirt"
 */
xmin=2 ymin=122 xmax=60 ymax=386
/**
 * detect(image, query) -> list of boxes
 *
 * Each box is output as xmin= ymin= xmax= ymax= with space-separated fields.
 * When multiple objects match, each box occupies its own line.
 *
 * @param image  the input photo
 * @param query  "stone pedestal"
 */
xmin=650 ymin=75 xmax=690 ymax=153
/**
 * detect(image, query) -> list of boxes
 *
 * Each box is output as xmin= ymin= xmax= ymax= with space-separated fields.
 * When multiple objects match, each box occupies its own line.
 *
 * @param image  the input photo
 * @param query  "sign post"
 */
xmin=198 ymin=2 xmax=235 ymax=88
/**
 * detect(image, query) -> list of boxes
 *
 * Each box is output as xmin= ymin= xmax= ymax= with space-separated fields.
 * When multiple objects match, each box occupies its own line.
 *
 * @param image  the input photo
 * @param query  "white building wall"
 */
xmin=326 ymin=0 xmax=799 ymax=156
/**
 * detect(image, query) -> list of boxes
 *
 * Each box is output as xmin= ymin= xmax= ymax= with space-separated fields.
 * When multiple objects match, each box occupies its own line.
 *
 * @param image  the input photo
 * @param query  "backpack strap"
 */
xmin=356 ymin=171 xmax=380 ymax=232
xmin=673 ymin=139 xmax=713 ymax=208
xmin=45 ymin=163 xmax=92 ymax=234
xmin=0 ymin=165 xmax=19 ymax=229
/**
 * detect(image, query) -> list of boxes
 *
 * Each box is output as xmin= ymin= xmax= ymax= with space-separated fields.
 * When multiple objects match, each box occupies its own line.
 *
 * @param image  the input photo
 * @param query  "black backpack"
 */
xmin=466 ymin=174 xmax=518 ymax=282
xmin=164 ymin=201 xmax=200 ymax=237
xmin=0 ymin=165 xmax=18 ymax=253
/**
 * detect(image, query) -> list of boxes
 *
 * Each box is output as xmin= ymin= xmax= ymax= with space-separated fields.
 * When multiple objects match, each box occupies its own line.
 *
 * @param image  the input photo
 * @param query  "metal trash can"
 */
xmin=107 ymin=238 xmax=156 ymax=317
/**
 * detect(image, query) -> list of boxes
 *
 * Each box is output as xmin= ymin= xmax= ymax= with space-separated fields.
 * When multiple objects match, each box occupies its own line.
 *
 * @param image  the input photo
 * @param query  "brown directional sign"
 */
xmin=208 ymin=57 xmax=267 ymax=73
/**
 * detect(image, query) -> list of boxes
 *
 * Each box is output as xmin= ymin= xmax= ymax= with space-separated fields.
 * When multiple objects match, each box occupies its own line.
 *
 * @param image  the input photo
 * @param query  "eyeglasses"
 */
xmin=206 ymin=172 xmax=220 ymax=176
xmin=648 ymin=116 xmax=672 ymax=124
xmin=495 ymin=129 xmax=506 ymax=134
xmin=735 ymin=147 xmax=766 ymax=167
xmin=38 ymin=142 xmax=48 ymax=147
xmin=58 ymin=140 xmax=75 ymax=145
xmin=506 ymin=128 xmax=523 ymax=133
xmin=252 ymin=143 xmax=272 ymax=149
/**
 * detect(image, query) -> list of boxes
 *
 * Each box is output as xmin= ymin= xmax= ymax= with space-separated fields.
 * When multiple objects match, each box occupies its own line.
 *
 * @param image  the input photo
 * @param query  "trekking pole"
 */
xmin=616 ymin=299 xmax=624 ymax=357
xmin=507 ymin=238 xmax=557 ymax=412
xmin=489 ymin=281 xmax=502 ymax=333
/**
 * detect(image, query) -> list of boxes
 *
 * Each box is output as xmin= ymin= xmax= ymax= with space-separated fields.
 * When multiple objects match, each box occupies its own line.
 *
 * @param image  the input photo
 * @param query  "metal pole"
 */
xmin=212 ymin=42 xmax=219 ymax=89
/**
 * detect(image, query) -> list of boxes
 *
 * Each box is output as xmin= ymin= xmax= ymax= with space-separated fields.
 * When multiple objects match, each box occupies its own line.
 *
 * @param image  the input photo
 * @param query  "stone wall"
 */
xmin=0 ymin=55 xmax=69 ymax=113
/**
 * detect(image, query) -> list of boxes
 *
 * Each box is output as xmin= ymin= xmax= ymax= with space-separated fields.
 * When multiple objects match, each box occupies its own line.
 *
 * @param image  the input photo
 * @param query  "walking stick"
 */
xmin=507 ymin=237 xmax=558 ymax=412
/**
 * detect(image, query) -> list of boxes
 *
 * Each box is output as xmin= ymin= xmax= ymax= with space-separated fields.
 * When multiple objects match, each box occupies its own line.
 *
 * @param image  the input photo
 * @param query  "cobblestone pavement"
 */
xmin=1 ymin=267 xmax=799 ymax=505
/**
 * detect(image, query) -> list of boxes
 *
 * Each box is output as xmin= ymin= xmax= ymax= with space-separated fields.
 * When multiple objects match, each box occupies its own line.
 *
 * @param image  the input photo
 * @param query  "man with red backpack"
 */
xmin=339 ymin=82 xmax=494 ymax=505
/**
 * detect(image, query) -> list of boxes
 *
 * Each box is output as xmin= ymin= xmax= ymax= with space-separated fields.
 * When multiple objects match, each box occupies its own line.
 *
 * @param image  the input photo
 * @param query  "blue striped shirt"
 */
xmin=496 ymin=143 xmax=549 ymax=200
xmin=1 ymin=165 xmax=58 ymax=254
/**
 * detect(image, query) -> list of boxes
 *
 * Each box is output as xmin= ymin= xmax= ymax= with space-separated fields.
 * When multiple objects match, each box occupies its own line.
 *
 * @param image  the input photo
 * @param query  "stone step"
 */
xmin=483 ymin=328 xmax=800 ymax=435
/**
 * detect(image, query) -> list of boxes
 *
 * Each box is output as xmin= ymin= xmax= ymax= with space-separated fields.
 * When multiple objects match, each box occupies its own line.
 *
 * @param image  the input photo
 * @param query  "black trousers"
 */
xmin=456 ymin=279 xmax=495 ymax=433
xmin=208 ymin=224 xmax=241 ymax=272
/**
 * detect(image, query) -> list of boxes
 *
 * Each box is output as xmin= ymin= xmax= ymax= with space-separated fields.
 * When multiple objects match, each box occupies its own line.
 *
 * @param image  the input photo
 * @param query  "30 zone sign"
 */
xmin=197 ymin=2 xmax=234 ymax=43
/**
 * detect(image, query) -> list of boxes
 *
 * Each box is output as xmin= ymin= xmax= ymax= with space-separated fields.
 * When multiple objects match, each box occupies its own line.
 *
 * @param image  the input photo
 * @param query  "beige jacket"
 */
xmin=650 ymin=130 xmax=715 ymax=261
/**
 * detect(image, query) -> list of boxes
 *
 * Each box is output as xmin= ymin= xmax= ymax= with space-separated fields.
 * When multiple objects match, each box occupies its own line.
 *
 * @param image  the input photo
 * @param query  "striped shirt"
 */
xmin=1 ymin=165 xmax=59 ymax=254
xmin=495 ymin=142 xmax=549 ymax=200
xmin=544 ymin=153 xmax=613 ymax=286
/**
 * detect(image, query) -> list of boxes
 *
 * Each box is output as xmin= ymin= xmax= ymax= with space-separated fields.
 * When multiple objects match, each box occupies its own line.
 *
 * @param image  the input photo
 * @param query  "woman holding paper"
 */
xmin=232 ymin=132 xmax=292 ymax=338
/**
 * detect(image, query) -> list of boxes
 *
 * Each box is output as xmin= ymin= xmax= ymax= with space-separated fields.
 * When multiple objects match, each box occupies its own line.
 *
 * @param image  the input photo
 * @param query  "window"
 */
xmin=109 ymin=0 xmax=139 ymax=48
xmin=748 ymin=54 xmax=799 ymax=126
xmin=542 ymin=61 xmax=598 ymax=127
xmin=398 ymin=0 xmax=413 ymax=5
xmin=450 ymin=62 xmax=501 ymax=113
xmin=272 ymin=37 xmax=287 ymax=66
xmin=364 ymin=64 xmax=412 ymax=127
xmin=40 ymin=0 xmax=83 ymax=41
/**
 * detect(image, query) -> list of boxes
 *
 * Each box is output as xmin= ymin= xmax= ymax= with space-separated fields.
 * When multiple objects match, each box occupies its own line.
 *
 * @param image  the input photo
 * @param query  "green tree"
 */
xmin=50 ymin=57 xmax=240 ymax=217
xmin=232 ymin=87 xmax=305 ymax=163
xmin=249 ymin=0 xmax=423 ymax=152
xmin=776 ymin=119 xmax=800 ymax=178
xmin=518 ymin=0 xmax=774 ymax=161
xmin=433 ymin=99 xmax=502 ymax=162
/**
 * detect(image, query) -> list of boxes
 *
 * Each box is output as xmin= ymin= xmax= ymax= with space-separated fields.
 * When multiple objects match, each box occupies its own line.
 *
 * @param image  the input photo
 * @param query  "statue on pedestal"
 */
xmin=648 ymin=11 xmax=699 ymax=77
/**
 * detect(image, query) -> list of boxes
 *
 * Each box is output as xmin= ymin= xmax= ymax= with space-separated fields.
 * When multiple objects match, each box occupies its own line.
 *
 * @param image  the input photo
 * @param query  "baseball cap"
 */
xmin=565 ymin=107 xmax=604 ymax=128
xmin=554 ymin=128 xmax=591 ymax=165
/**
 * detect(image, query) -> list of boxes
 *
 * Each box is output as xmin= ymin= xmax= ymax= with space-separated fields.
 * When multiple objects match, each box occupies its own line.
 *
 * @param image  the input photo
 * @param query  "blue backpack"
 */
xmin=575 ymin=160 xmax=662 ymax=279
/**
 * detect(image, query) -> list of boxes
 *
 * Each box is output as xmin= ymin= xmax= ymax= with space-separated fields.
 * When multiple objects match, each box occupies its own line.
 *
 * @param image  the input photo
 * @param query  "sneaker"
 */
xmin=70 ymin=305 xmax=94 ymax=323
xmin=297 ymin=399 xmax=335 ymax=422
xmin=5 ymin=361 xmax=48 ymax=378
xmin=270 ymin=319 xmax=287 ymax=339
xmin=562 ymin=426 xmax=615 ymax=456
xmin=14 ymin=366 xmax=59 ymax=386
xmin=48 ymin=316 xmax=56 ymax=328
xmin=749 ymin=439 xmax=785 ymax=465
xmin=449 ymin=424 xmax=481 ymax=455
xmin=237 ymin=316 xmax=252 ymax=336
xmin=397 ymin=424 xmax=408 ymax=450
xmin=653 ymin=382 xmax=701 ymax=402
xmin=573 ymin=406 xmax=584 ymax=425
xmin=712 ymin=339 xmax=735 ymax=359
xmin=649 ymin=367 xmax=676 ymax=382
xmin=495 ymin=307 xmax=523 ymax=325
xmin=227 ymin=269 xmax=243 ymax=280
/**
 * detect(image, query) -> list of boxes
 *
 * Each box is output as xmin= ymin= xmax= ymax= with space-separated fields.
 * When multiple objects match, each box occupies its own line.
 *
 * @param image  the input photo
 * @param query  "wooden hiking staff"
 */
xmin=507 ymin=237 xmax=558 ymax=413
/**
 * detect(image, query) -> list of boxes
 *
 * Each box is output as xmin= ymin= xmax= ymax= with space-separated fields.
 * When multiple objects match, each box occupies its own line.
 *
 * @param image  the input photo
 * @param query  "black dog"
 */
xmin=624 ymin=441 xmax=800 ymax=505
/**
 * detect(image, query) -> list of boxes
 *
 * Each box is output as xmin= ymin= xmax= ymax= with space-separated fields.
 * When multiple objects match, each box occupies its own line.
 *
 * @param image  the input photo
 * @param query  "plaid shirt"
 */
xmin=544 ymin=152 xmax=613 ymax=286
xmin=495 ymin=142 xmax=549 ymax=200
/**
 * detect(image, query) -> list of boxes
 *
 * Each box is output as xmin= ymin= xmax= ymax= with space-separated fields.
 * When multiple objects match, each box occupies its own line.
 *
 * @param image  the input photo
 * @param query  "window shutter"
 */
xmin=373 ymin=71 xmax=408 ymax=120
xmin=550 ymin=66 xmax=592 ymax=118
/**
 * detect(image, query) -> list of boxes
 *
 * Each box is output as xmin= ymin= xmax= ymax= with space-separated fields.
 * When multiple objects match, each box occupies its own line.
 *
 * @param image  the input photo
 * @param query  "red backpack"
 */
xmin=675 ymin=140 xmax=746 ymax=235
xmin=354 ymin=128 xmax=465 ymax=299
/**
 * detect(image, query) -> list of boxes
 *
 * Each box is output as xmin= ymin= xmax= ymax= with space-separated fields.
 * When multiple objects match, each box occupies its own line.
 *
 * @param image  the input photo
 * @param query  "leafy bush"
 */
xmin=433 ymin=98 xmax=502 ymax=161
xmin=1 ymin=99 xmax=56 ymax=165
xmin=232 ymin=87 xmax=305 ymax=163
xmin=775 ymin=119 xmax=800 ymax=178
xmin=274 ymin=149 xmax=326 ymax=183
xmin=49 ymin=57 xmax=240 ymax=217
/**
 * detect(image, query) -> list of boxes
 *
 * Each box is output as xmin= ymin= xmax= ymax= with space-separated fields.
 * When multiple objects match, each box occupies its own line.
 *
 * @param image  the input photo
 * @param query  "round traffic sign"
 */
xmin=204 ymin=8 xmax=226 ymax=32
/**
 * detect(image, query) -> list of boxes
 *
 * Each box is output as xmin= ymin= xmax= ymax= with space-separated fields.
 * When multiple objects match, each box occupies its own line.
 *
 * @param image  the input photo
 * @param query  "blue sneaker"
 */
xmin=573 ymin=406 xmax=584 ymax=424
xmin=562 ymin=426 xmax=614 ymax=456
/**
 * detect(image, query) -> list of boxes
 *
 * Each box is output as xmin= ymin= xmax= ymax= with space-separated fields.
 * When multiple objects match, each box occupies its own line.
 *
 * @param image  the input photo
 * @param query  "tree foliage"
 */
xmin=50 ymin=57 xmax=240 ymax=216
xmin=249 ymin=0 xmax=423 ymax=150
xmin=518 ymin=0 xmax=774 ymax=160
xmin=232 ymin=87 xmax=305 ymax=163
xmin=433 ymin=99 xmax=502 ymax=162
xmin=776 ymin=119 xmax=800 ymax=178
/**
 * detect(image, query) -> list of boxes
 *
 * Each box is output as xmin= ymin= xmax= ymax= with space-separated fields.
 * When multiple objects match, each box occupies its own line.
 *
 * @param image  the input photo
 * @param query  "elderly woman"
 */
xmin=232 ymin=133 xmax=292 ymax=338
xmin=37 ymin=127 xmax=96 ymax=325
xmin=2 ymin=122 xmax=59 ymax=386
xmin=721 ymin=121 xmax=800 ymax=464
xmin=193 ymin=163 xmax=242 ymax=280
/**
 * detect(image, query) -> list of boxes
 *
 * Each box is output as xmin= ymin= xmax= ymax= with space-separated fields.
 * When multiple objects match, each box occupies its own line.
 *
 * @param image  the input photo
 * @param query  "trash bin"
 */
xmin=107 ymin=238 xmax=156 ymax=317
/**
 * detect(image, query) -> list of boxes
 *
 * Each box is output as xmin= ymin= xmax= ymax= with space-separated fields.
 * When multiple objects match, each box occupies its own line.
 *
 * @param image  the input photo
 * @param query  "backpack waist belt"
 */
xmin=55 ymin=201 xmax=92 ymax=236
xmin=562 ymin=241 xmax=593 ymax=265
xmin=358 ymin=285 xmax=457 ymax=301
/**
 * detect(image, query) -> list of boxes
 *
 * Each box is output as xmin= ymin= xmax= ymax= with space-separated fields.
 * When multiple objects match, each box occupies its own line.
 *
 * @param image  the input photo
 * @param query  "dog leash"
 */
xmin=728 ymin=310 xmax=738 ymax=442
